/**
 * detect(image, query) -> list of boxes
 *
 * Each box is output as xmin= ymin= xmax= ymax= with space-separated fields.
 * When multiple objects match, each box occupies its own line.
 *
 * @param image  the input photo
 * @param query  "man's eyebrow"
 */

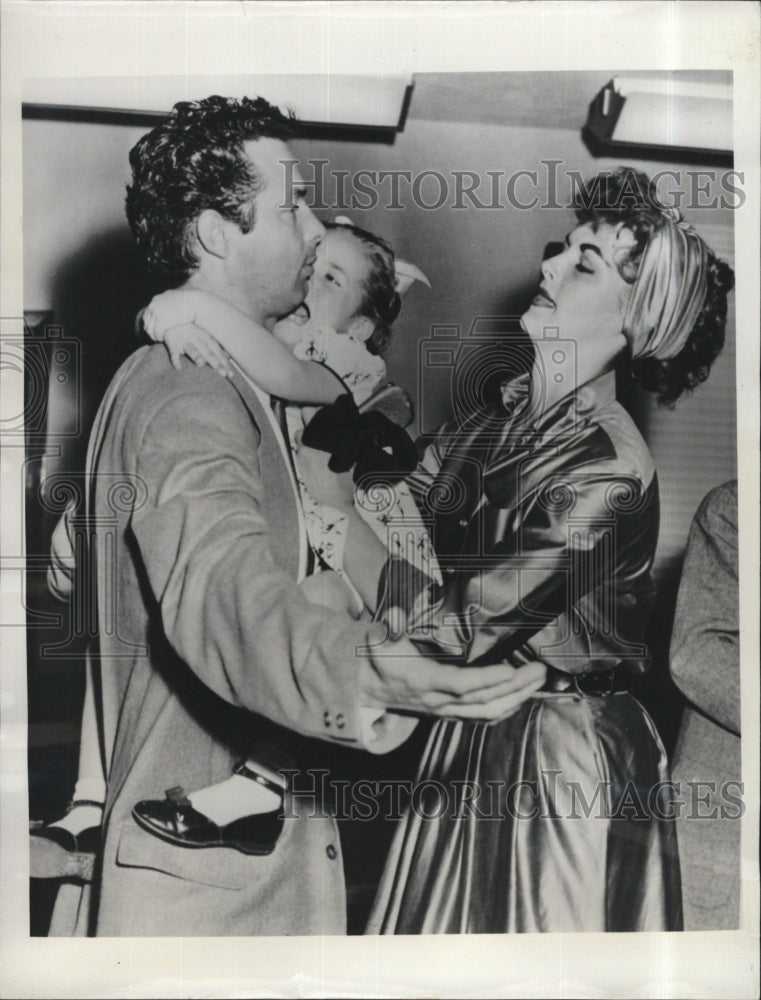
xmin=290 ymin=185 xmax=308 ymax=201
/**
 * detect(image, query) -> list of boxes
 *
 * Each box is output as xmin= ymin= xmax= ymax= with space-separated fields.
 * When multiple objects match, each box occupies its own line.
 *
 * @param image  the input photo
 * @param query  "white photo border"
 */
xmin=1 ymin=2 xmax=758 ymax=997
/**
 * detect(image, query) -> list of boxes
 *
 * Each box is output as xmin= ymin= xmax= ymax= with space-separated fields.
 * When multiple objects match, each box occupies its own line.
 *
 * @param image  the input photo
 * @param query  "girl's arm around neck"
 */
xmin=144 ymin=288 xmax=346 ymax=405
xmin=192 ymin=293 xmax=345 ymax=404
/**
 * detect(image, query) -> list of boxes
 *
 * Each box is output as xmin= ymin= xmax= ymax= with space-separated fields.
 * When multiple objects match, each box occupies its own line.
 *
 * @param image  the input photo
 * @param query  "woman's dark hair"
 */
xmin=574 ymin=167 xmax=734 ymax=405
xmin=326 ymin=222 xmax=400 ymax=356
xmin=125 ymin=95 xmax=294 ymax=281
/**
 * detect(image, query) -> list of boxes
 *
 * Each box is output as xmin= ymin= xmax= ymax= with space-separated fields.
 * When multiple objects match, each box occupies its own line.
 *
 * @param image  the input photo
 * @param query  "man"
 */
xmin=59 ymin=96 xmax=544 ymax=936
xmin=670 ymin=480 xmax=741 ymax=929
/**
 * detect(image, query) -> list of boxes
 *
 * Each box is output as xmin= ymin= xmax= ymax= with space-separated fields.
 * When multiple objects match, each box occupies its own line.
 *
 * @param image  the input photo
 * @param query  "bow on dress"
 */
xmin=301 ymin=393 xmax=418 ymax=485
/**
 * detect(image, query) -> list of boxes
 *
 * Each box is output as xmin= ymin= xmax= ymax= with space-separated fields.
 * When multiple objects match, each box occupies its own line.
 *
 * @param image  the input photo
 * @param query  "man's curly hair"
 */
xmin=574 ymin=167 xmax=735 ymax=405
xmin=125 ymin=95 xmax=294 ymax=281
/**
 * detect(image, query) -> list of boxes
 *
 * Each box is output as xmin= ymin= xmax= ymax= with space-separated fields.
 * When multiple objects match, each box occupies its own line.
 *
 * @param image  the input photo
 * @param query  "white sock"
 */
xmin=50 ymin=803 xmax=103 ymax=836
xmin=188 ymin=772 xmax=281 ymax=827
xmin=72 ymin=777 xmax=106 ymax=804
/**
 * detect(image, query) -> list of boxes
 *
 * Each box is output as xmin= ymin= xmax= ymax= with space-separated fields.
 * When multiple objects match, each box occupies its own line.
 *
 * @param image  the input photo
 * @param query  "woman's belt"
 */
xmin=542 ymin=664 xmax=635 ymax=696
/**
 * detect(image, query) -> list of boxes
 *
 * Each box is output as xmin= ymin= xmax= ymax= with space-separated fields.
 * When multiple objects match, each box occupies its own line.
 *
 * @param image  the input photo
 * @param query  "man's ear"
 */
xmin=346 ymin=315 xmax=375 ymax=343
xmin=195 ymin=209 xmax=233 ymax=260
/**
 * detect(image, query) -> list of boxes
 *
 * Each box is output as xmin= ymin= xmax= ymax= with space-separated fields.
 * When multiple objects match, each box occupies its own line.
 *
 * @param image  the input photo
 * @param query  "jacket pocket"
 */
xmin=114 ymin=820 xmax=283 ymax=891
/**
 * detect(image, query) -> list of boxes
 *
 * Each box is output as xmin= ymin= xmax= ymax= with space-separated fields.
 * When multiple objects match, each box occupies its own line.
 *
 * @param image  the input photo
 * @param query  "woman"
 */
xmin=305 ymin=167 xmax=734 ymax=933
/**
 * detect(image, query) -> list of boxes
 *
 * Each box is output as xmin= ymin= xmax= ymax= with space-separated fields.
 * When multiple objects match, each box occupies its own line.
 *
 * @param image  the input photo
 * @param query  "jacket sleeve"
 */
xmin=47 ymin=502 xmax=77 ymax=601
xmin=127 ymin=378 xmax=404 ymax=751
xmin=670 ymin=485 xmax=740 ymax=734
xmin=380 ymin=467 xmax=653 ymax=672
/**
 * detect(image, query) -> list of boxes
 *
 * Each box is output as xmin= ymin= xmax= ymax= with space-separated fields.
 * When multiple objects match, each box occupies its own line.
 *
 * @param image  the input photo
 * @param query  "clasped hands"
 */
xmin=358 ymin=631 xmax=546 ymax=725
xmin=303 ymin=569 xmax=546 ymax=723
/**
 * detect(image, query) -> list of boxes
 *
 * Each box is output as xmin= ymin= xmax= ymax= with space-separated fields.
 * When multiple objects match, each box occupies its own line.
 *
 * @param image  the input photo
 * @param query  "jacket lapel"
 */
xmin=228 ymin=373 xmax=302 ymax=581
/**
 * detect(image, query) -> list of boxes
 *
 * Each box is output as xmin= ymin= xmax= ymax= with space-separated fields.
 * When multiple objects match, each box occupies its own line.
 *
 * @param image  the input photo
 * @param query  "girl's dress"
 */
xmin=289 ymin=326 xmax=440 ymax=595
xmin=366 ymin=372 xmax=682 ymax=933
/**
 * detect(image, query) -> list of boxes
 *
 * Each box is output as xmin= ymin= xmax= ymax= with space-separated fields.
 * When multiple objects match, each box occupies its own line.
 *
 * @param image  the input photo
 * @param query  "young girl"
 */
xmin=142 ymin=220 xmax=437 ymax=607
xmin=34 ymin=221 xmax=434 ymax=859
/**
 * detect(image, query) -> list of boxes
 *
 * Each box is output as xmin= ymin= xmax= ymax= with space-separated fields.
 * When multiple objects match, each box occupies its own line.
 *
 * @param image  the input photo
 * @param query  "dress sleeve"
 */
xmin=379 ymin=467 xmax=652 ymax=672
xmin=128 ymin=381 xmax=406 ymax=750
xmin=670 ymin=485 xmax=740 ymax=734
xmin=403 ymin=428 xmax=445 ymax=512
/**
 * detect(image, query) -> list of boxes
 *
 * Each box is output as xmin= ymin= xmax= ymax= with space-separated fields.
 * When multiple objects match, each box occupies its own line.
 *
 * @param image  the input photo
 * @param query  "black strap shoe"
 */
xmin=132 ymin=785 xmax=284 ymax=856
xmin=29 ymin=800 xmax=102 ymax=880
xmin=29 ymin=800 xmax=103 ymax=855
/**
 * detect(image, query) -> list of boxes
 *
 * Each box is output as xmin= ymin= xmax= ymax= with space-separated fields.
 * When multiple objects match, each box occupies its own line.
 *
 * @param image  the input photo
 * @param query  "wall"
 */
xmin=20 ymin=101 xmax=740 ymax=841
xmin=24 ymin=112 xmax=737 ymax=578
xmin=24 ymin=119 xmax=167 ymax=479
xmin=291 ymin=119 xmax=737 ymax=580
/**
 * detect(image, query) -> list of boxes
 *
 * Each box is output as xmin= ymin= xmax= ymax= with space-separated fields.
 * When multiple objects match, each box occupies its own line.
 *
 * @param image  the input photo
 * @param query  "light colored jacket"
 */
xmin=65 ymin=344 xmax=405 ymax=936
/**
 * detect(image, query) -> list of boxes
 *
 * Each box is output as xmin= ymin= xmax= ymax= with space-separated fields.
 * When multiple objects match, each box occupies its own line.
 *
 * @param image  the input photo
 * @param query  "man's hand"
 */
xmin=360 ymin=635 xmax=546 ymax=723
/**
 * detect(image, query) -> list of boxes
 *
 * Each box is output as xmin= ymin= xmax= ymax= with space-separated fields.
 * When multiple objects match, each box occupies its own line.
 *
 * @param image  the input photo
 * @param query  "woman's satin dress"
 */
xmin=367 ymin=373 xmax=682 ymax=933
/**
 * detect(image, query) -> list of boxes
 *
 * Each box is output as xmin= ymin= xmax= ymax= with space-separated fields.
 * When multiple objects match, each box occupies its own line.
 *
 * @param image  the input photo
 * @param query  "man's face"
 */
xmin=274 ymin=228 xmax=369 ymax=346
xmin=226 ymin=138 xmax=324 ymax=327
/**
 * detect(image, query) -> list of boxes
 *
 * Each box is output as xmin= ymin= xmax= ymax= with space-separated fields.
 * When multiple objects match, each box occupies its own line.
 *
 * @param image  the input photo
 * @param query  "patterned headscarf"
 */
xmin=623 ymin=208 xmax=709 ymax=362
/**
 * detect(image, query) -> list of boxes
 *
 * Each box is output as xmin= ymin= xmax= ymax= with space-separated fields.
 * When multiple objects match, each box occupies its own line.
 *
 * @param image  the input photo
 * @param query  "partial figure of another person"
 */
xmin=670 ymin=479 xmax=741 ymax=930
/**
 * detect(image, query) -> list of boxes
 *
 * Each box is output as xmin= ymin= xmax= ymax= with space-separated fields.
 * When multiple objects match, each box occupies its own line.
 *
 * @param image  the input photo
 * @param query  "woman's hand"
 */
xmin=294 ymin=441 xmax=356 ymax=512
xmin=299 ymin=570 xmax=361 ymax=618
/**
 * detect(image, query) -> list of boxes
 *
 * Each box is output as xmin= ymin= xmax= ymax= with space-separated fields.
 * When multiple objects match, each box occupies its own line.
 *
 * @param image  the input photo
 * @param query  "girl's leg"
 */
xmin=49 ymin=660 xmax=104 ymax=836
xmin=131 ymin=757 xmax=286 ymax=853
xmin=30 ymin=661 xmax=104 ymax=876
xmin=186 ymin=760 xmax=283 ymax=825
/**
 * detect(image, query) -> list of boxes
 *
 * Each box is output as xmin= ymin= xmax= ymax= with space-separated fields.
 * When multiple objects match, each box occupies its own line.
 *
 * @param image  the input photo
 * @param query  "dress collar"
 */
xmin=526 ymin=370 xmax=617 ymax=437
